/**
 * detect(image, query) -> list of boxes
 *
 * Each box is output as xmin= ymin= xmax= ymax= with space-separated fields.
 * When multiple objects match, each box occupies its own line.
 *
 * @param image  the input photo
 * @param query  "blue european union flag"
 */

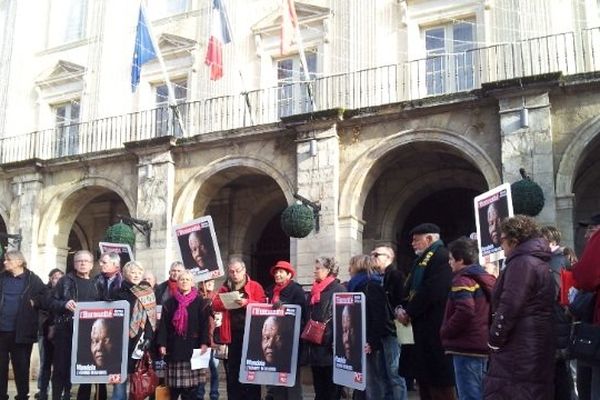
xmin=131 ymin=6 xmax=157 ymax=91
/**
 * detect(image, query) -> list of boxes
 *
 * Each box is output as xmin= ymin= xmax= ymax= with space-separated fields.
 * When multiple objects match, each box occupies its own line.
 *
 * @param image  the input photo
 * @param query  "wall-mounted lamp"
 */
xmin=309 ymin=139 xmax=318 ymax=157
xmin=520 ymin=108 xmax=529 ymax=128
xmin=0 ymin=231 xmax=22 ymax=250
xmin=116 ymin=214 xmax=153 ymax=248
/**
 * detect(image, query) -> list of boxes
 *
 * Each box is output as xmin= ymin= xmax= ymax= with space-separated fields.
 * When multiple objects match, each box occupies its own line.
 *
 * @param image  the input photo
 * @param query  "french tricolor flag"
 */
xmin=205 ymin=0 xmax=232 ymax=80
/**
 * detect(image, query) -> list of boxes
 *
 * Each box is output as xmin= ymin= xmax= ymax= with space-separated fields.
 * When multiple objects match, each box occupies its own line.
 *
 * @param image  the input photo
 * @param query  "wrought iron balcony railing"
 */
xmin=1 ymin=27 xmax=599 ymax=164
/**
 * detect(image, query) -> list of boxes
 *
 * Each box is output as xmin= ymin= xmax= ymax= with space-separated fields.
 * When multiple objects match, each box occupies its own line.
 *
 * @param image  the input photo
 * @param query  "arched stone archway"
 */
xmin=340 ymin=128 xmax=501 ymax=220
xmin=555 ymin=115 xmax=600 ymax=249
xmin=38 ymin=178 xmax=134 ymax=275
xmin=173 ymin=156 xmax=295 ymax=225
xmin=173 ymin=159 xmax=292 ymax=287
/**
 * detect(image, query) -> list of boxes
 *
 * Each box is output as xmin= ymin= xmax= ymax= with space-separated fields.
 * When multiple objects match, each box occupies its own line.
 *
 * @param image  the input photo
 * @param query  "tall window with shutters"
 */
xmin=54 ymin=101 xmax=80 ymax=157
xmin=47 ymin=0 xmax=87 ymax=47
xmin=277 ymin=51 xmax=317 ymax=117
xmin=424 ymin=20 xmax=475 ymax=95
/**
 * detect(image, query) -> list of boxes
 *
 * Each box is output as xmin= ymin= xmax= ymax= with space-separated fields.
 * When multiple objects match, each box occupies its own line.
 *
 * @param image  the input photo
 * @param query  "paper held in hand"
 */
xmin=218 ymin=291 xmax=243 ymax=309
xmin=394 ymin=321 xmax=415 ymax=345
xmin=190 ymin=348 xmax=211 ymax=370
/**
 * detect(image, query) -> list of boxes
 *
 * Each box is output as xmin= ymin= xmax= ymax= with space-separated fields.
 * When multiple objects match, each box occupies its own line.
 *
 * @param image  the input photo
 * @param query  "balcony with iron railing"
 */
xmin=1 ymin=27 xmax=600 ymax=164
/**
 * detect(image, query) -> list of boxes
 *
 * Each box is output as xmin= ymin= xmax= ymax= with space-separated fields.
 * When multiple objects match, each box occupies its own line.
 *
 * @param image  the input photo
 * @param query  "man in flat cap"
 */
xmin=396 ymin=223 xmax=456 ymax=400
xmin=573 ymin=213 xmax=600 ymax=399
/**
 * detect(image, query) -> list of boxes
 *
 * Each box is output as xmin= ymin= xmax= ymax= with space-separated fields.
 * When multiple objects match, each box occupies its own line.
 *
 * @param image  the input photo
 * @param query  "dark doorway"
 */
xmin=251 ymin=211 xmax=290 ymax=290
xmin=395 ymin=188 xmax=479 ymax=271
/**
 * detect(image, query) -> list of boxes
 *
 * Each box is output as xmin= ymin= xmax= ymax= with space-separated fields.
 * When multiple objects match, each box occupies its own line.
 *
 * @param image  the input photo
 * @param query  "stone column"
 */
xmin=6 ymin=162 xmax=44 ymax=274
xmin=125 ymin=137 xmax=176 ymax=280
xmin=497 ymin=90 xmax=557 ymax=225
xmin=556 ymin=194 xmax=575 ymax=248
xmin=291 ymin=119 xmax=340 ymax=285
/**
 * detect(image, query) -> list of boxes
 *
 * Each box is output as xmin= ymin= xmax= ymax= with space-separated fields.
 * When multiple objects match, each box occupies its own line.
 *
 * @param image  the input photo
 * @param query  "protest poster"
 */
xmin=239 ymin=304 xmax=301 ymax=386
xmin=71 ymin=301 xmax=130 ymax=384
xmin=173 ymin=215 xmax=223 ymax=282
xmin=474 ymin=183 xmax=514 ymax=264
xmin=333 ymin=292 xmax=366 ymax=391
xmin=98 ymin=242 xmax=133 ymax=268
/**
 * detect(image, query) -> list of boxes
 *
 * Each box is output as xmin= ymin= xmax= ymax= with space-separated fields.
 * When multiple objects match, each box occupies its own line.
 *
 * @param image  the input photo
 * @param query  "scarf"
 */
xmin=129 ymin=282 xmax=157 ymax=338
xmin=167 ymin=279 xmax=178 ymax=297
xmin=310 ymin=276 xmax=335 ymax=305
xmin=347 ymin=271 xmax=383 ymax=292
xmin=172 ymin=287 xmax=198 ymax=336
xmin=271 ymin=279 xmax=292 ymax=303
xmin=407 ymin=240 xmax=444 ymax=301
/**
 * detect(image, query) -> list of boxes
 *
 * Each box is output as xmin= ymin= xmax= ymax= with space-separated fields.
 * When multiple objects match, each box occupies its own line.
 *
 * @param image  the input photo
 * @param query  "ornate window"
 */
xmin=47 ymin=0 xmax=88 ymax=47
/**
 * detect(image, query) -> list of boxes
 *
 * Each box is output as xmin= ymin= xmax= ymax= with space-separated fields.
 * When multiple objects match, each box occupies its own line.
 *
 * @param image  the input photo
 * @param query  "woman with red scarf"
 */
xmin=306 ymin=257 xmax=345 ymax=400
xmin=264 ymin=261 xmax=307 ymax=400
xmin=157 ymin=271 xmax=210 ymax=400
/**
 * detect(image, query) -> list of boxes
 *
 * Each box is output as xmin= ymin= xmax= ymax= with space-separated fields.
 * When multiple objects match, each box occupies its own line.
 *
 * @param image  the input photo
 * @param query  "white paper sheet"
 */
xmin=394 ymin=321 xmax=415 ymax=345
xmin=218 ymin=291 xmax=243 ymax=309
xmin=190 ymin=348 xmax=211 ymax=370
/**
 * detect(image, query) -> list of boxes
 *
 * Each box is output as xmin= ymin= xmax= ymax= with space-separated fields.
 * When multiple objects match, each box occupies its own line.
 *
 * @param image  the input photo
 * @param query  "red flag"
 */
xmin=280 ymin=0 xmax=298 ymax=55
xmin=205 ymin=0 xmax=232 ymax=80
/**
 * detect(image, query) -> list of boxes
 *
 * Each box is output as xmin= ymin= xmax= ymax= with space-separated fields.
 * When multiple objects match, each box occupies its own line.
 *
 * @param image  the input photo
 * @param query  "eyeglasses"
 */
xmin=371 ymin=252 xmax=388 ymax=258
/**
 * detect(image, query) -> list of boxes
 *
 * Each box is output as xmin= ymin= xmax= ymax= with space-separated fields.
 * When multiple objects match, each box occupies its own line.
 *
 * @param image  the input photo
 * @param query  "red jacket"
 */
xmin=211 ymin=276 xmax=266 ymax=343
xmin=573 ymin=230 xmax=600 ymax=324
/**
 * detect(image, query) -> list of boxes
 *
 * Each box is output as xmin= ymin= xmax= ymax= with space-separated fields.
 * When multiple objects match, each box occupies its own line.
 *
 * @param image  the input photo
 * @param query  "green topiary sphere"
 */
xmin=104 ymin=222 xmax=136 ymax=248
xmin=281 ymin=204 xmax=315 ymax=238
xmin=511 ymin=178 xmax=545 ymax=217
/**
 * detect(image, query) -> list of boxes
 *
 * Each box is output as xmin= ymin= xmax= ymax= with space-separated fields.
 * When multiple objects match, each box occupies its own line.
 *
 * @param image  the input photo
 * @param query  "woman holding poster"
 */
xmin=306 ymin=257 xmax=345 ymax=400
xmin=113 ymin=261 xmax=157 ymax=399
xmin=264 ymin=261 xmax=307 ymax=400
xmin=157 ymin=271 xmax=210 ymax=400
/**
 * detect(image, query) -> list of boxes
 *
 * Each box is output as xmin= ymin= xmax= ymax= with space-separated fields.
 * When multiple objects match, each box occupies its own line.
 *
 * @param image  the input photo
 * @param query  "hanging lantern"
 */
xmin=103 ymin=221 xmax=136 ymax=248
xmin=511 ymin=168 xmax=545 ymax=217
xmin=280 ymin=203 xmax=315 ymax=238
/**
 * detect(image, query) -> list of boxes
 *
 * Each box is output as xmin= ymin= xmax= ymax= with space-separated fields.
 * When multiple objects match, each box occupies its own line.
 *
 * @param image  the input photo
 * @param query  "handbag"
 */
xmin=129 ymin=352 xmax=159 ymax=400
xmin=155 ymin=385 xmax=170 ymax=400
xmin=301 ymin=318 xmax=328 ymax=345
xmin=569 ymin=322 xmax=600 ymax=366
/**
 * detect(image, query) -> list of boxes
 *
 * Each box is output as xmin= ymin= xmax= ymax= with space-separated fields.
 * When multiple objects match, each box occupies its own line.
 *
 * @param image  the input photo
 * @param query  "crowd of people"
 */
xmin=0 ymin=211 xmax=599 ymax=400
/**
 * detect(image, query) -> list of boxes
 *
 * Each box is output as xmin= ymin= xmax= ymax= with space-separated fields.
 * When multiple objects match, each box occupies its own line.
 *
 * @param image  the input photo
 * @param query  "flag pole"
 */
xmin=139 ymin=2 xmax=187 ymax=137
xmin=284 ymin=0 xmax=316 ymax=110
xmin=211 ymin=0 xmax=255 ymax=125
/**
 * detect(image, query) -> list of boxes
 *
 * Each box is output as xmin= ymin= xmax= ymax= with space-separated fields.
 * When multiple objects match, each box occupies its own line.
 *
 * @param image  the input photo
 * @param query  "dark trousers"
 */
xmin=577 ymin=361 xmax=592 ymax=400
xmin=0 ymin=331 xmax=34 ymax=400
xmin=311 ymin=366 xmax=341 ymax=400
xmin=554 ymin=358 xmax=575 ymax=400
xmin=223 ymin=332 xmax=260 ymax=400
xmin=170 ymin=387 xmax=197 ymax=400
xmin=417 ymin=381 xmax=457 ymax=400
xmin=51 ymin=326 xmax=72 ymax=400
xmin=37 ymin=335 xmax=54 ymax=397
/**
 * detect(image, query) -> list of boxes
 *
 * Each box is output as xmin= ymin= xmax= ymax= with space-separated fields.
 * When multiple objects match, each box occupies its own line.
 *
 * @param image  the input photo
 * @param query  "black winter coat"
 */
xmin=400 ymin=242 xmax=455 ymax=386
xmin=484 ymin=238 xmax=555 ymax=400
xmin=305 ymin=279 xmax=345 ymax=367
xmin=0 ymin=269 xmax=48 ymax=343
xmin=156 ymin=295 xmax=210 ymax=362
xmin=265 ymin=280 xmax=308 ymax=326
xmin=51 ymin=273 xmax=101 ymax=324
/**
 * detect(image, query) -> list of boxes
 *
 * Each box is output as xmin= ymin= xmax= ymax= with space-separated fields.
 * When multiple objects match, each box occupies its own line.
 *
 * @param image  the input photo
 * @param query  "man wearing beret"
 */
xmin=396 ymin=223 xmax=456 ymax=400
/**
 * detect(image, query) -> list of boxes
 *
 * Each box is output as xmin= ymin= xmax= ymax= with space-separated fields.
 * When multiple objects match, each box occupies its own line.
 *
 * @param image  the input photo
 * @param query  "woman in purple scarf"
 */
xmin=157 ymin=271 xmax=210 ymax=400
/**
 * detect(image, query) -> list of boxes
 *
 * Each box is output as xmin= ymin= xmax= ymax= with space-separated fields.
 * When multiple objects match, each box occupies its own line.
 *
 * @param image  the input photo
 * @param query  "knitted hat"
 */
xmin=270 ymin=261 xmax=295 ymax=278
xmin=579 ymin=213 xmax=600 ymax=227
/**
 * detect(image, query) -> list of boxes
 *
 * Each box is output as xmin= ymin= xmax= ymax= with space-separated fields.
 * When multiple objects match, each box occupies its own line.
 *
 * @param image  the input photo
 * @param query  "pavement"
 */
xmin=7 ymin=365 xmax=421 ymax=399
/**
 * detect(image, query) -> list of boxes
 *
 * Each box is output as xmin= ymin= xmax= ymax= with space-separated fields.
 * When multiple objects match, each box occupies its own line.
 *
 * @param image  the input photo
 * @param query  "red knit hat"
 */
xmin=270 ymin=260 xmax=295 ymax=278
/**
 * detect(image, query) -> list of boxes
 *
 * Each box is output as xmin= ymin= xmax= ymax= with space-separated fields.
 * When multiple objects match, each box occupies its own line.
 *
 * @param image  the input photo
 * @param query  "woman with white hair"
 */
xmin=113 ymin=261 xmax=158 ymax=400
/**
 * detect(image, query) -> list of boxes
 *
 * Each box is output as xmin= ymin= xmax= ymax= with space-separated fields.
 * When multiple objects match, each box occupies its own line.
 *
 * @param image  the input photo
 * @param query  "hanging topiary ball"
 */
xmin=103 ymin=221 xmax=136 ymax=248
xmin=511 ymin=168 xmax=545 ymax=216
xmin=281 ymin=203 xmax=315 ymax=238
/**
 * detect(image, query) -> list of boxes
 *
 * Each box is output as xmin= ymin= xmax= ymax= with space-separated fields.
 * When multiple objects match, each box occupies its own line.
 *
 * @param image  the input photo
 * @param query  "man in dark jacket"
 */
xmin=396 ymin=223 xmax=456 ymax=400
xmin=155 ymin=261 xmax=185 ymax=305
xmin=371 ymin=244 xmax=408 ymax=400
xmin=50 ymin=250 xmax=101 ymax=400
xmin=95 ymin=251 xmax=123 ymax=301
xmin=0 ymin=250 xmax=48 ymax=400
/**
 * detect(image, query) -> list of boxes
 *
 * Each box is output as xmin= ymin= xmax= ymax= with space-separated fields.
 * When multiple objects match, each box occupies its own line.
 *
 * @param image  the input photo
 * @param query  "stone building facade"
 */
xmin=0 ymin=0 xmax=599 ymax=287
